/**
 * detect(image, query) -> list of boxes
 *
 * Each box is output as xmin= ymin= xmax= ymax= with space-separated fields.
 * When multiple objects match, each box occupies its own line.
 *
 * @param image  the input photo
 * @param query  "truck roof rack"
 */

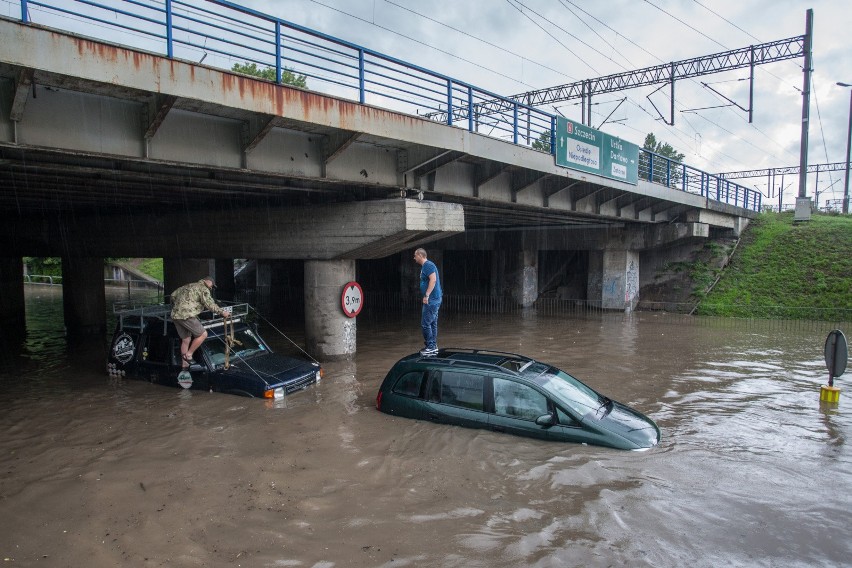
xmin=113 ymin=302 xmax=250 ymax=335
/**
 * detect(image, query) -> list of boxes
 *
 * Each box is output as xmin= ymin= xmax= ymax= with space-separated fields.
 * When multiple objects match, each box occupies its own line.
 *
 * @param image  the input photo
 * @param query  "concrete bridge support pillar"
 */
xmin=507 ymin=250 xmax=538 ymax=308
xmin=270 ymin=260 xmax=304 ymax=317
xmin=61 ymin=256 xmax=106 ymax=337
xmin=214 ymin=259 xmax=235 ymax=302
xmin=0 ymin=257 xmax=26 ymax=340
xmin=163 ymin=258 xmax=213 ymax=297
xmin=305 ymin=260 xmax=356 ymax=361
xmin=589 ymin=249 xmax=640 ymax=311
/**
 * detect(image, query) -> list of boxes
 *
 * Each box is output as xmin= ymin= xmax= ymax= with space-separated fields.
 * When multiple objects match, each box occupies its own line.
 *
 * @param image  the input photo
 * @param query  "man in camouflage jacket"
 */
xmin=170 ymin=276 xmax=228 ymax=368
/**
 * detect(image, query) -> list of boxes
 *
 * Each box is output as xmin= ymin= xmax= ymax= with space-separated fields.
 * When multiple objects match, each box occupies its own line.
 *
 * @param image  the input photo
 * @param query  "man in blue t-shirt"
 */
xmin=414 ymin=248 xmax=442 ymax=356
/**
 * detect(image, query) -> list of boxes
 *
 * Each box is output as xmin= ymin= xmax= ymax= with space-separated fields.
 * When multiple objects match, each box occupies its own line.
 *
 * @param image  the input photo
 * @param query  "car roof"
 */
xmin=405 ymin=348 xmax=544 ymax=377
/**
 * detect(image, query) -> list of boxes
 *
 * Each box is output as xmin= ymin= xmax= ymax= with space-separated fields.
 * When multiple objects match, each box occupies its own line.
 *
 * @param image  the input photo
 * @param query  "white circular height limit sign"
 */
xmin=341 ymin=281 xmax=363 ymax=318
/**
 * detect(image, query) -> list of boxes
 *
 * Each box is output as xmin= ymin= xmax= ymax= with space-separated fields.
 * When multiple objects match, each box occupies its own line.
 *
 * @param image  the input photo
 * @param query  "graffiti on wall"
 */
xmin=625 ymin=259 xmax=639 ymax=306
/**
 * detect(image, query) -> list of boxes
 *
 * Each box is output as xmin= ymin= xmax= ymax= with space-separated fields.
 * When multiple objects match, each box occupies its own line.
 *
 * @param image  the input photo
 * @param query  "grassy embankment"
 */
xmin=695 ymin=212 xmax=852 ymax=320
xmin=134 ymin=258 xmax=164 ymax=281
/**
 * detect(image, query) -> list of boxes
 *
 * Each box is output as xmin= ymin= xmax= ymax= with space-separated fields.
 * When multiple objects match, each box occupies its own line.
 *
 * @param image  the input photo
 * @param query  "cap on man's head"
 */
xmin=203 ymin=276 xmax=216 ymax=288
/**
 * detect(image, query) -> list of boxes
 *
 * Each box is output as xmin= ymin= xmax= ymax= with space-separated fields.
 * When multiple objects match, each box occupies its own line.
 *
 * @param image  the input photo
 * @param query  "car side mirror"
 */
xmin=535 ymin=413 xmax=555 ymax=427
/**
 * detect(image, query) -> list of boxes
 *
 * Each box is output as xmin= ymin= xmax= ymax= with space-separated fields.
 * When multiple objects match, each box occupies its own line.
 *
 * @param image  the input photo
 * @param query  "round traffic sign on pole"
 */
xmin=341 ymin=281 xmax=363 ymax=318
xmin=824 ymin=329 xmax=848 ymax=383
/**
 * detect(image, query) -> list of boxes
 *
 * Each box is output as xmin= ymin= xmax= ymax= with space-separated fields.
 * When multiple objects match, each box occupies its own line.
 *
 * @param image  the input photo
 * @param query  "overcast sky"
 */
xmin=238 ymin=0 xmax=851 ymax=208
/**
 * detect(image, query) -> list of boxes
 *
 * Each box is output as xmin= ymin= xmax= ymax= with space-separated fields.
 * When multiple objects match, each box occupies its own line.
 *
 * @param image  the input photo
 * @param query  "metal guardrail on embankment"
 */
xmin=7 ymin=0 xmax=760 ymax=212
xmin=24 ymin=275 xmax=163 ymax=291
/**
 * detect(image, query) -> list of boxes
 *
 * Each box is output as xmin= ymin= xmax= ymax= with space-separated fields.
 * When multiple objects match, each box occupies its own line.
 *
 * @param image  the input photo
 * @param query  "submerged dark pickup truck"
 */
xmin=107 ymin=303 xmax=322 ymax=399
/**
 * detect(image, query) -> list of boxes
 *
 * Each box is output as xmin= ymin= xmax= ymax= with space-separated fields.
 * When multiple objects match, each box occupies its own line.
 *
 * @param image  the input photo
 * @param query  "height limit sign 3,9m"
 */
xmin=341 ymin=281 xmax=363 ymax=318
xmin=555 ymin=117 xmax=639 ymax=185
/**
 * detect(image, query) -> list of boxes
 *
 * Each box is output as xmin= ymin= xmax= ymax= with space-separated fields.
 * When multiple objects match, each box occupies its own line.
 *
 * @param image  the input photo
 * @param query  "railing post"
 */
xmin=20 ymin=0 xmax=28 ymax=23
xmin=275 ymin=21 xmax=282 ymax=84
xmin=446 ymin=80 xmax=453 ymax=126
xmin=165 ymin=0 xmax=173 ymax=58
xmin=665 ymin=159 xmax=671 ymax=186
xmin=358 ymin=49 xmax=365 ymax=104
xmin=648 ymin=153 xmax=654 ymax=181
xmin=468 ymin=86 xmax=473 ymax=132
xmin=513 ymin=102 xmax=518 ymax=144
xmin=681 ymin=163 xmax=687 ymax=191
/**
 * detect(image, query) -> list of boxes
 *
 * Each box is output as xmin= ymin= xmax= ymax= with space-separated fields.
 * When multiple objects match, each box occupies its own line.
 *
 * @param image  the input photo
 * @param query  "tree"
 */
xmin=640 ymin=133 xmax=685 ymax=185
xmin=23 ymin=257 xmax=62 ymax=276
xmin=231 ymin=61 xmax=307 ymax=88
xmin=531 ymin=130 xmax=552 ymax=153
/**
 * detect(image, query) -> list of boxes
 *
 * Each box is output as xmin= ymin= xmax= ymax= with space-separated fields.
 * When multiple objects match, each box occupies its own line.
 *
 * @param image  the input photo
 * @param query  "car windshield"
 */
xmin=203 ymin=328 xmax=267 ymax=367
xmin=532 ymin=368 xmax=604 ymax=417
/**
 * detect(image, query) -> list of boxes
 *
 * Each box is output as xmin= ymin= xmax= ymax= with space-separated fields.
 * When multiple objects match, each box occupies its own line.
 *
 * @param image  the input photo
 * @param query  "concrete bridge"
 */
xmin=0 ymin=2 xmax=758 ymax=359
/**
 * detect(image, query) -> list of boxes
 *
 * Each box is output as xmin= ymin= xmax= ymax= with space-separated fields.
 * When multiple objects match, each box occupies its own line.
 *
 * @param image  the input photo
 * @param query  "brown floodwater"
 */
xmin=1 ymin=287 xmax=849 ymax=567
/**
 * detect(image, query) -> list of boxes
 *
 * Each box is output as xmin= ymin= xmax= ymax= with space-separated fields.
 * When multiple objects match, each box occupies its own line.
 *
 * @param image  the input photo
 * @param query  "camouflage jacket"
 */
xmin=170 ymin=280 xmax=223 ymax=320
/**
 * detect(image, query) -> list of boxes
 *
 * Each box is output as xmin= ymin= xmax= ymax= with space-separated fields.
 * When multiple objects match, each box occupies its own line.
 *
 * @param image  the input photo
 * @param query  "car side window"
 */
xmin=556 ymin=406 xmax=581 ymax=427
xmin=493 ymin=377 xmax=548 ymax=421
xmin=393 ymin=371 xmax=425 ymax=398
xmin=436 ymin=371 xmax=484 ymax=411
xmin=143 ymin=334 xmax=171 ymax=365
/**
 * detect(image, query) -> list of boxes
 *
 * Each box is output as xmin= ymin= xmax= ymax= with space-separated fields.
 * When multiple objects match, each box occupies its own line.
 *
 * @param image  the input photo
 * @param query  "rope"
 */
xmin=222 ymin=314 xmax=242 ymax=370
xmin=248 ymin=306 xmax=320 ymax=364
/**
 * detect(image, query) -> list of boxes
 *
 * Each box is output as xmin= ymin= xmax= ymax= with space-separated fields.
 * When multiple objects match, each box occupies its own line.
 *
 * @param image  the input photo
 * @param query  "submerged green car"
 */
xmin=376 ymin=348 xmax=660 ymax=450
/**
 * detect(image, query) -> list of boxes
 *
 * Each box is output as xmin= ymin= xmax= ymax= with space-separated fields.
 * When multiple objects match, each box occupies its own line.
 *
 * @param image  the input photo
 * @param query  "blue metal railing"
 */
xmin=10 ymin=0 xmax=760 ymax=212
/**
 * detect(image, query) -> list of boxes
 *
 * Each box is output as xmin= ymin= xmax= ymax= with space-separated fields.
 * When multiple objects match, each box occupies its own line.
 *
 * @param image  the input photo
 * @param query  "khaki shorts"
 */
xmin=174 ymin=317 xmax=205 ymax=339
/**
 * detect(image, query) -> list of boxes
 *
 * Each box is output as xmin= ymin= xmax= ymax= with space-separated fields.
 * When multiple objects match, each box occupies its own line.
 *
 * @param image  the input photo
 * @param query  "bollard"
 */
xmin=820 ymin=385 xmax=841 ymax=403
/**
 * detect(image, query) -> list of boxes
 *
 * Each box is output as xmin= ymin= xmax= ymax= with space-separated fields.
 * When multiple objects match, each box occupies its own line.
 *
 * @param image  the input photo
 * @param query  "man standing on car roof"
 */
xmin=414 ymin=248 xmax=442 ymax=356
xmin=170 ymin=276 xmax=229 ymax=369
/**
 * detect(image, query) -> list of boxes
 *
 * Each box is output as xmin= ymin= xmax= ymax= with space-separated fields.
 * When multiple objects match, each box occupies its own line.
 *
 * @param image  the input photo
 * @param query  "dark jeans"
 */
xmin=421 ymin=302 xmax=441 ymax=349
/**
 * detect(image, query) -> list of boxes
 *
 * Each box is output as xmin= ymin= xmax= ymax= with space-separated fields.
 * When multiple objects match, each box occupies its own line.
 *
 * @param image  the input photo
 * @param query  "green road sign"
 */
xmin=555 ymin=117 xmax=639 ymax=185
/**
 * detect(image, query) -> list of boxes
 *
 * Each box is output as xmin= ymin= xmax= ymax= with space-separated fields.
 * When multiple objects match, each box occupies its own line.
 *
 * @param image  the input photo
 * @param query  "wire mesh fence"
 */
xmin=354 ymin=291 xmax=852 ymax=333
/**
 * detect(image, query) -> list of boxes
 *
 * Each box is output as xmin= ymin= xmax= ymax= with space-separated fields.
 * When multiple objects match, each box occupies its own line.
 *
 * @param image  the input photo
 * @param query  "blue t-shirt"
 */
xmin=420 ymin=260 xmax=442 ymax=304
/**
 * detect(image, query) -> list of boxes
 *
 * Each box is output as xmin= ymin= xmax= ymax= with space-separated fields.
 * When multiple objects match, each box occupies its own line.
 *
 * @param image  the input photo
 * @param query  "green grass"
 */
xmin=136 ymin=258 xmax=164 ymax=281
xmin=696 ymin=212 xmax=852 ymax=319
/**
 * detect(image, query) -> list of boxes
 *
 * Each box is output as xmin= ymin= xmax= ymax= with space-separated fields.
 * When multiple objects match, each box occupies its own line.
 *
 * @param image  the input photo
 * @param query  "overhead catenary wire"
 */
xmin=554 ymin=0 xmax=808 ymax=168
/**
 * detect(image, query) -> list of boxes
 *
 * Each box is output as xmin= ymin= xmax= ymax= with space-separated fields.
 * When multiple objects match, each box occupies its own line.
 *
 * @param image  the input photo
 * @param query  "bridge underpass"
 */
xmin=0 ymin=15 xmax=757 ymax=359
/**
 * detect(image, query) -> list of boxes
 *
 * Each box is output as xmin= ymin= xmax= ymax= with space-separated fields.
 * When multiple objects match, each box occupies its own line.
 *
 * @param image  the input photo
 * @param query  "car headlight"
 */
xmin=264 ymin=387 xmax=285 ymax=399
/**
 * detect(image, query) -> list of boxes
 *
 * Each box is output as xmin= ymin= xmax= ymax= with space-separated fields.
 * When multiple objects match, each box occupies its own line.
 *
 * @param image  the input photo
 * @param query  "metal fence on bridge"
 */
xmin=7 ymin=0 xmax=760 ymax=212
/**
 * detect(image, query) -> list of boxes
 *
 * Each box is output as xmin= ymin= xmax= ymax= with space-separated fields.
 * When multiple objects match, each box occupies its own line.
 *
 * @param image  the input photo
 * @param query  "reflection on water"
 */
xmin=0 ymin=289 xmax=849 ymax=567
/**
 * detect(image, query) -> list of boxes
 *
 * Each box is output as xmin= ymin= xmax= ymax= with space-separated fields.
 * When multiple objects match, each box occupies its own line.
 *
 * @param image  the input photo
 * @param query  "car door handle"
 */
xmin=427 ymin=413 xmax=440 ymax=421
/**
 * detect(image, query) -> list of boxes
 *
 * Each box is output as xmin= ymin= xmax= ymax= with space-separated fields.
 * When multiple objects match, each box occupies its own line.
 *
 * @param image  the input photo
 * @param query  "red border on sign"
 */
xmin=341 ymin=281 xmax=364 ymax=318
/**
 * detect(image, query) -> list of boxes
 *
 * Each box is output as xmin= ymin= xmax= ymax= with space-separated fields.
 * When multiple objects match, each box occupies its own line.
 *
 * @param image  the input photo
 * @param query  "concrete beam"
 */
xmin=9 ymin=200 xmax=465 ymax=260
xmin=243 ymin=115 xmax=277 ymax=155
xmin=143 ymin=94 xmax=177 ymax=140
xmin=683 ymin=209 xmax=747 ymax=231
xmin=323 ymin=131 xmax=359 ymax=171
xmin=644 ymin=222 xmax=709 ymax=248
xmin=10 ymin=68 xmax=33 ymax=121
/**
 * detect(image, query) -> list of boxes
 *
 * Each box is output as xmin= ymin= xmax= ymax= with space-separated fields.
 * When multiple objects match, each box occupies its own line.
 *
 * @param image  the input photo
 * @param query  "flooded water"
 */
xmin=1 ymin=287 xmax=849 ymax=567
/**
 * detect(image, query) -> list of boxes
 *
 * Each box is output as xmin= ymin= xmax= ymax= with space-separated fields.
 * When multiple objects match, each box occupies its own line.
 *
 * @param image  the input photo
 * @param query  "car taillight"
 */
xmin=376 ymin=391 xmax=382 ymax=410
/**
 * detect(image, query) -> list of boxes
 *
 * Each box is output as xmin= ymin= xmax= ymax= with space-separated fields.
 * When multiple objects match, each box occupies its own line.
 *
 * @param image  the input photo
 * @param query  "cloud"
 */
xmin=245 ymin=0 xmax=851 ymax=206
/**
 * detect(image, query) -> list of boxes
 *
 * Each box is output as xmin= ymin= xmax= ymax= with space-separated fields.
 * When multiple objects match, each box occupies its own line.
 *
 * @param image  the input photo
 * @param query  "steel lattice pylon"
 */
xmin=428 ymin=35 xmax=805 ymax=126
